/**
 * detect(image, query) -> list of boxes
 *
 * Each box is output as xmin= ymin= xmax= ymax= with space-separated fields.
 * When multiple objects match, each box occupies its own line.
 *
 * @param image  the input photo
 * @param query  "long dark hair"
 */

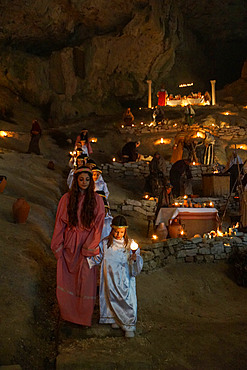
xmin=68 ymin=171 xmax=96 ymax=228
xmin=107 ymin=215 xmax=129 ymax=248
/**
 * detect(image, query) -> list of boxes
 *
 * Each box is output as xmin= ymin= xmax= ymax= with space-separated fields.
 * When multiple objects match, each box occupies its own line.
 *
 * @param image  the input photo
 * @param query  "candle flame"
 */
xmin=152 ymin=234 xmax=158 ymax=240
xmin=179 ymin=83 xmax=194 ymax=87
xmin=91 ymin=137 xmax=97 ymax=143
xmin=0 ymin=131 xmax=8 ymax=137
xmin=112 ymin=157 xmax=116 ymax=162
xmin=130 ymin=240 xmax=139 ymax=251
xmin=217 ymin=229 xmax=224 ymax=237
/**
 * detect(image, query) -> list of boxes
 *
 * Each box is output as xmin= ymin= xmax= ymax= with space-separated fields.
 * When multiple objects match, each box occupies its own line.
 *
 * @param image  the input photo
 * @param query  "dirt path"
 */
xmin=56 ymin=263 xmax=247 ymax=369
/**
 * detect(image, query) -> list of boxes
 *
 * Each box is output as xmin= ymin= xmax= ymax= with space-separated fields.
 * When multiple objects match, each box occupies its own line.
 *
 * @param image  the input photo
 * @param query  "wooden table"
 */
xmin=155 ymin=207 xmax=219 ymax=238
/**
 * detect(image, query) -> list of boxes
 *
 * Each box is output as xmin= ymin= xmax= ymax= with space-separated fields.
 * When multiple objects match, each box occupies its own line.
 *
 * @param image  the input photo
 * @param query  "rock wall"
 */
xmin=0 ymin=0 xmax=246 ymax=121
xmin=141 ymin=234 xmax=247 ymax=272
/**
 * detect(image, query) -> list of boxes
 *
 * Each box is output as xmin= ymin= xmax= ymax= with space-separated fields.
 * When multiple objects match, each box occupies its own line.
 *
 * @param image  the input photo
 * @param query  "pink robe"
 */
xmin=51 ymin=192 xmax=105 ymax=326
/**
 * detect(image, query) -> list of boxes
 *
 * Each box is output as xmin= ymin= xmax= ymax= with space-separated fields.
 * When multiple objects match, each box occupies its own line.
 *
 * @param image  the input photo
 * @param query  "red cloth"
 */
xmin=157 ymin=90 xmax=167 ymax=106
xmin=51 ymin=192 xmax=105 ymax=325
xmin=30 ymin=121 xmax=42 ymax=135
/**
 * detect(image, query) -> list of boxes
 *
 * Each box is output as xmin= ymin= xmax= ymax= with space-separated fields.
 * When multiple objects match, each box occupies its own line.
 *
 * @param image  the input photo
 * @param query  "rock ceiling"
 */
xmin=0 ymin=0 xmax=246 ymax=120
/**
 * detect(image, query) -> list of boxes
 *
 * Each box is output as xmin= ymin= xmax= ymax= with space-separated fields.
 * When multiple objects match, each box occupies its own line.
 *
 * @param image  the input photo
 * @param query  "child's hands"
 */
xmin=130 ymin=253 xmax=137 ymax=262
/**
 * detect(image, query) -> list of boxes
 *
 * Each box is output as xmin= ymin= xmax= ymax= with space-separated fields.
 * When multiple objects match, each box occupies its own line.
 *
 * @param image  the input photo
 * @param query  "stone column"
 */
xmin=146 ymin=80 xmax=152 ymax=108
xmin=210 ymin=80 xmax=216 ymax=105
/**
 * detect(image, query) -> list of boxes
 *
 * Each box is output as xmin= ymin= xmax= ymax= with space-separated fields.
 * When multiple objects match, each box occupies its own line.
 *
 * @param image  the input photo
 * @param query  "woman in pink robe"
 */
xmin=51 ymin=166 xmax=105 ymax=326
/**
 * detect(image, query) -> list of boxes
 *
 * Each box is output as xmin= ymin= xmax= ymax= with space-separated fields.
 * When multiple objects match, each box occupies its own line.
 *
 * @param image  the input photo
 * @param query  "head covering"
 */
xmin=111 ymin=215 xmax=128 ymax=229
xmin=74 ymin=166 xmax=93 ymax=176
xmin=87 ymin=158 xmax=96 ymax=166
xmin=92 ymin=166 xmax=102 ymax=173
xmin=77 ymin=153 xmax=88 ymax=160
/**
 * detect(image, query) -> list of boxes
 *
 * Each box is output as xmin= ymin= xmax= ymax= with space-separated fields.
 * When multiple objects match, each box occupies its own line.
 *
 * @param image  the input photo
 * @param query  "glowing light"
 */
xmin=152 ymin=234 xmax=158 ymax=240
xmin=140 ymin=122 xmax=144 ymax=125
xmin=154 ymin=138 xmax=171 ymax=145
xmin=209 ymin=201 xmax=214 ymax=207
xmin=0 ymin=131 xmax=7 ymax=137
xmin=130 ymin=240 xmax=139 ymax=252
xmin=112 ymin=157 xmax=116 ymax=162
xmin=174 ymin=202 xmax=179 ymax=207
xmin=132 ymin=124 xmax=135 ymax=127
xmin=121 ymin=125 xmax=124 ymax=128
xmin=217 ymin=229 xmax=223 ymax=237
xmin=179 ymin=83 xmax=194 ymax=88
xmin=184 ymin=195 xmax=188 ymax=199
xmin=144 ymin=194 xmax=149 ymax=199
xmin=139 ymin=107 xmax=142 ymax=110
xmin=221 ymin=111 xmax=237 ymax=116
xmin=91 ymin=137 xmax=97 ymax=143
xmin=230 ymin=144 xmax=247 ymax=151
xmin=193 ymin=161 xmax=196 ymax=165
xmin=196 ymin=131 xmax=204 ymax=138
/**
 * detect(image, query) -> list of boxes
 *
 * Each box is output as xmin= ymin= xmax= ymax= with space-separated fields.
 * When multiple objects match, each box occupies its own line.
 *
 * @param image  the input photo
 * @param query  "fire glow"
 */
xmin=179 ymin=83 xmax=194 ymax=88
xmin=230 ymin=144 xmax=247 ymax=151
xmin=0 ymin=130 xmax=14 ymax=138
xmin=154 ymin=138 xmax=171 ymax=145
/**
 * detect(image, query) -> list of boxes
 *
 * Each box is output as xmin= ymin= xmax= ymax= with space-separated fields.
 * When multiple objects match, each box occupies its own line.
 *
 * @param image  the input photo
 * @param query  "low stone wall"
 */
xmin=101 ymin=160 xmax=216 ymax=182
xmin=140 ymin=233 xmax=247 ymax=272
xmin=110 ymin=196 xmax=239 ymax=218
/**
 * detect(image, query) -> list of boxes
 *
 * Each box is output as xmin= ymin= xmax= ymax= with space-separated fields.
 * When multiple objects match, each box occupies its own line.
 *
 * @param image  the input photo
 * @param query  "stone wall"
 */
xmin=141 ymin=233 xmax=247 ymax=273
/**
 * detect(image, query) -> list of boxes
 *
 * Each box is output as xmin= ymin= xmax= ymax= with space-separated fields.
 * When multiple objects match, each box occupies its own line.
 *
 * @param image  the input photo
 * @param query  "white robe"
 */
xmin=94 ymin=175 xmax=109 ymax=199
xmin=88 ymin=238 xmax=143 ymax=331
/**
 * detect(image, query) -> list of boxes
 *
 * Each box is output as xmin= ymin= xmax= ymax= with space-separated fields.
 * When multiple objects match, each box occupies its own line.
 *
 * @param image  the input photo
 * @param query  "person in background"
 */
xmin=27 ymin=119 xmax=42 ymax=155
xmin=184 ymin=104 xmax=195 ymax=126
xmin=157 ymin=85 xmax=167 ymax=106
xmin=92 ymin=166 xmax=109 ymax=199
xmin=75 ymin=128 xmax=93 ymax=155
xmin=67 ymin=153 xmax=88 ymax=189
xmin=170 ymin=159 xmax=193 ymax=197
xmin=96 ymin=190 xmax=113 ymax=241
xmin=51 ymin=166 xmax=105 ymax=327
xmin=121 ymin=140 xmax=141 ymax=162
xmin=123 ymin=108 xmax=134 ymax=126
xmin=87 ymin=215 xmax=143 ymax=338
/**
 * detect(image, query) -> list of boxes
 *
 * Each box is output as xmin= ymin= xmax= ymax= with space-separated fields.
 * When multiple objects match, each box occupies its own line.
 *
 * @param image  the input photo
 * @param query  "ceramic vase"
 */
xmin=168 ymin=218 xmax=183 ymax=238
xmin=12 ymin=198 xmax=30 ymax=224
xmin=0 ymin=175 xmax=7 ymax=193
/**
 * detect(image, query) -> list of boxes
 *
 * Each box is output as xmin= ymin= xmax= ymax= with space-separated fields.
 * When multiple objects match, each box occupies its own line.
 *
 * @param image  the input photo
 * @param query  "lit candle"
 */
xmin=121 ymin=125 xmax=124 ymax=128
xmin=209 ymin=201 xmax=214 ymax=207
xmin=174 ymin=202 xmax=179 ymax=207
xmin=140 ymin=122 xmax=144 ymax=125
xmin=112 ymin=157 xmax=116 ymax=162
xmin=160 ymin=138 xmax=164 ymax=144
xmin=130 ymin=240 xmax=139 ymax=253
xmin=152 ymin=234 xmax=158 ymax=241
xmin=0 ymin=131 xmax=7 ymax=137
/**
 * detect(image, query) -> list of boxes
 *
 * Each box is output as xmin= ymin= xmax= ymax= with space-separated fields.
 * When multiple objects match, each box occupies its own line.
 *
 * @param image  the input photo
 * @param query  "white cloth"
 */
xmin=67 ymin=168 xmax=75 ymax=189
xmin=94 ymin=175 xmax=109 ymax=199
xmin=88 ymin=238 xmax=143 ymax=331
xmin=101 ymin=213 xmax=113 ymax=240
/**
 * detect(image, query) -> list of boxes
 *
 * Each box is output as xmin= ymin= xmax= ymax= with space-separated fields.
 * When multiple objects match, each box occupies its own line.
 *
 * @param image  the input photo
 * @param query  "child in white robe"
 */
xmin=87 ymin=215 xmax=143 ymax=338
xmin=96 ymin=190 xmax=113 ymax=240
xmin=92 ymin=166 xmax=109 ymax=199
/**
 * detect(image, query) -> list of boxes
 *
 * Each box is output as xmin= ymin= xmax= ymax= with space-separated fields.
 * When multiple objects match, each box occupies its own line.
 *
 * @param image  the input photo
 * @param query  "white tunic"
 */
xmin=88 ymin=238 xmax=143 ymax=331
xmin=94 ymin=175 xmax=109 ymax=199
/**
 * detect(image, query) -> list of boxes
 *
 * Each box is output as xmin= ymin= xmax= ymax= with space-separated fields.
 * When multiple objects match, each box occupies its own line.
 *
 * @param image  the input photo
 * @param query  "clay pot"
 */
xmin=156 ymin=222 xmax=168 ymax=240
xmin=0 ymin=175 xmax=7 ymax=193
xmin=47 ymin=161 xmax=55 ymax=170
xmin=168 ymin=218 xmax=183 ymax=238
xmin=12 ymin=198 xmax=30 ymax=224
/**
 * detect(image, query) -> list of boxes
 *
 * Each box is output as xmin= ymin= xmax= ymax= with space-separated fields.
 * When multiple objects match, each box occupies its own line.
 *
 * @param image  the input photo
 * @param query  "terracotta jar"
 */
xmin=12 ymin=198 xmax=30 ymax=224
xmin=0 ymin=175 xmax=7 ymax=193
xmin=168 ymin=218 xmax=183 ymax=238
xmin=47 ymin=161 xmax=55 ymax=170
